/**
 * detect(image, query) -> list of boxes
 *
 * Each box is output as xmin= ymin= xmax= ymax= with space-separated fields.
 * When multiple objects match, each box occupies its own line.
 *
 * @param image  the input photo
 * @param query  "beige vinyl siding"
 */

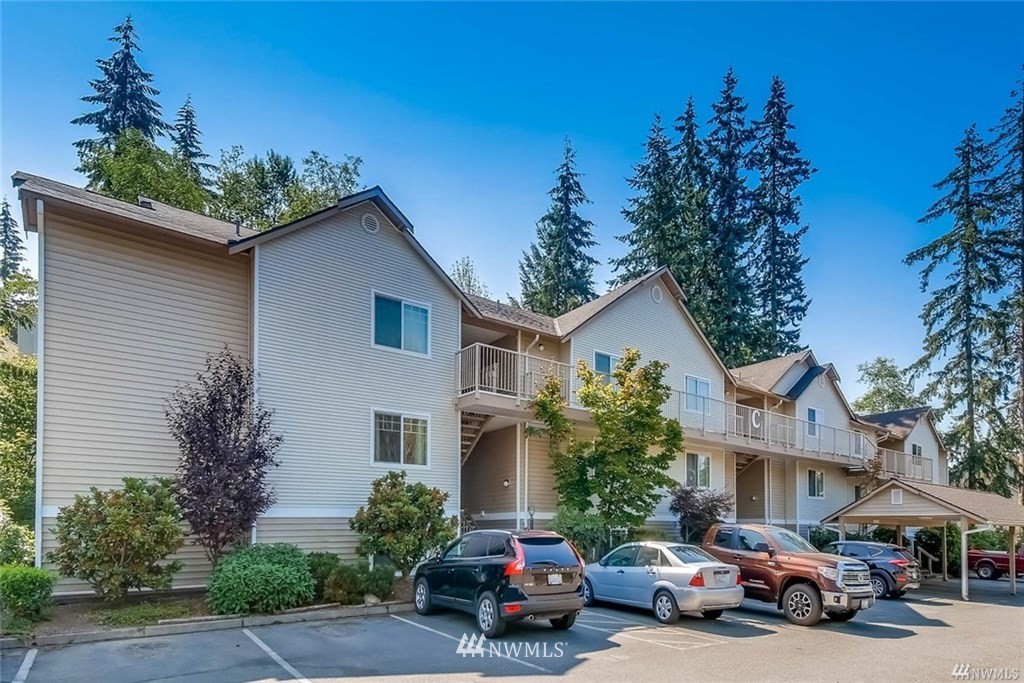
xmin=255 ymin=518 xmax=357 ymax=558
xmin=769 ymin=459 xmax=787 ymax=523
xmin=848 ymin=489 xmax=954 ymax=518
xmin=256 ymin=205 xmax=461 ymax=513
xmin=526 ymin=433 xmax=559 ymax=513
xmin=462 ymin=426 xmax=517 ymax=519
xmin=736 ymin=459 xmax=766 ymax=521
xmin=904 ymin=420 xmax=945 ymax=483
xmin=654 ymin=447 xmax=727 ymax=518
xmin=794 ymin=461 xmax=856 ymax=524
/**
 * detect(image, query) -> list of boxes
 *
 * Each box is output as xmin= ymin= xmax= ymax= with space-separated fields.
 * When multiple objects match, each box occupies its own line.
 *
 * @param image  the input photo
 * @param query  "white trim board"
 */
xmin=33 ymin=199 xmax=45 ymax=568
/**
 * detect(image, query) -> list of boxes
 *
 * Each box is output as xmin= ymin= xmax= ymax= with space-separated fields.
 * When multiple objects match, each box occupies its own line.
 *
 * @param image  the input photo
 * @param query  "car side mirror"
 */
xmin=753 ymin=542 xmax=774 ymax=556
xmin=432 ymin=554 xmax=442 ymax=563
xmin=598 ymin=559 xmax=607 ymax=567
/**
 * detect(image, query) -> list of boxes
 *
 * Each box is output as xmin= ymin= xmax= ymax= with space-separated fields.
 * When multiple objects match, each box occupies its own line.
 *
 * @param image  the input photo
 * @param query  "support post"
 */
xmin=838 ymin=517 xmax=846 ymax=541
xmin=960 ymin=516 xmax=970 ymax=601
xmin=942 ymin=524 xmax=948 ymax=582
xmin=1010 ymin=526 xmax=1018 ymax=597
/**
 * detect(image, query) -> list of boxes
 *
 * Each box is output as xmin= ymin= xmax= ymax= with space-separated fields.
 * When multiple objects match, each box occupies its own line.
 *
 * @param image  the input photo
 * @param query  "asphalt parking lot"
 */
xmin=2 ymin=579 xmax=1021 ymax=683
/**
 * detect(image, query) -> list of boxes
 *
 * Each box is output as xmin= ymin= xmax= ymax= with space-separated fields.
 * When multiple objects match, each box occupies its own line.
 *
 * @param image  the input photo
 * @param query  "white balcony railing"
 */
xmin=455 ymin=342 xmax=932 ymax=478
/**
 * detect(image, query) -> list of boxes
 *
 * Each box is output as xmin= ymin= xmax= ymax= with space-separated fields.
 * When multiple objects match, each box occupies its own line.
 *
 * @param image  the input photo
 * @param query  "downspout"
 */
xmin=524 ymin=429 xmax=530 ymax=529
xmin=524 ymin=333 xmax=540 ymax=354
xmin=519 ymin=334 xmax=539 ymax=529
xmin=516 ymin=422 xmax=523 ymax=529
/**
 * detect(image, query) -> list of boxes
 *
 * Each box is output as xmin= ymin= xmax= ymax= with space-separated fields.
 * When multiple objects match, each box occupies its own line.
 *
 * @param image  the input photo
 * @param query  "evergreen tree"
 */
xmin=748 ymin=76 xmax=814 ymax=359
xmin=519 ymin=139 xmax=599 ymax=316
xmin=905 ymin=124 xmax=1016 ymax=494
xmin=610 ymin=115 xmax=681 ymax=287
xmin=72 ymin=16 xmax=169 ymax=152
xmin=0 ymin=198 xmax=25 ymax=283
xmin=171 ymin=96 xmax=214 ymax=184
xmin=704 ymin=68 xmax=757 ymax=366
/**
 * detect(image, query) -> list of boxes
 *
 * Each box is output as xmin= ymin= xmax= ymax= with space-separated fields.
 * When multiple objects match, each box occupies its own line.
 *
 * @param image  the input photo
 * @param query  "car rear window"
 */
xmin=667 ymin=545 xmax=718 ymax=564
xmin=892 ymin=547 xmax=915 ymax=561
xmin=519 ymin=537 xmax=579 ymax=566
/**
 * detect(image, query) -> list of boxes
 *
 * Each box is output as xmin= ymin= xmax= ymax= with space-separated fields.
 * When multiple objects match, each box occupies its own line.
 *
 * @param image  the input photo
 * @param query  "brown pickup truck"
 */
xmin=702 ymin=523 xmax=876 ymax=626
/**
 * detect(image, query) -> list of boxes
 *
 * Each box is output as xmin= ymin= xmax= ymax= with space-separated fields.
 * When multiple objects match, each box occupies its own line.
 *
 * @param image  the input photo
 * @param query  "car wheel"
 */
xmin=870 ymin=572 xmax=893 ymax=599
xmin=652 ymin=590 xmax=680 ymax=624
xmin=782 ymin=584 xmax=823 ymax=626
xmin=702 ymin=610 xmax=723 ymax=620
xmin=583 ymin=579 xmax=595 ymax=607
xmin=976 ymin=562 xmax=997 ymax=580
xmin=476 ymin=591 xmax=507 ymax=638
xmin=826 ymin=610 xmax=857 ymax=622
xmin=414 ymin=577 xmax=434 ymax=615
xmin=550 ymin=613 xmax=577 ymax=630
xmin=891 ymin=589 xmax=907 ymax=599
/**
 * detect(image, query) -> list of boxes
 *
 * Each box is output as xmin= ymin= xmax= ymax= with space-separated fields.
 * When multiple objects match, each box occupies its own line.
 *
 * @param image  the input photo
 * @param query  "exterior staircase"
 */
xmin=460 ymin=412 xmax=492 ymax=465
xmin=735 ymin=452 xmax=760 ymax=474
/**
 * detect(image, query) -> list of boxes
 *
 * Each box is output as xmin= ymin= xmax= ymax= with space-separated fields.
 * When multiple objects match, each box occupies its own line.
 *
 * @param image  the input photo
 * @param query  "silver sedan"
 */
xmin=584 ymin=541 xmax=744 ymax=623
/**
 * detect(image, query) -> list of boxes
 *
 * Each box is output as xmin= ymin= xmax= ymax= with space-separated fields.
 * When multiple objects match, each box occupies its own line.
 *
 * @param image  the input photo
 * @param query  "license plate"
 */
xmin=714 ymin=571 xmax=730 ymax=586
xmin=858 ymin=599 xmax=871 ymax=609
xmin=547 ymin=573 xmax=563 ymax=586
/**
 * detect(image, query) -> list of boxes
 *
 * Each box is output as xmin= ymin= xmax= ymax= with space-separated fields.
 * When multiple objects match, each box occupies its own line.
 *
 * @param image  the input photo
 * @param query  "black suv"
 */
xmin=413 ymin=530 xmax=585 ymax=637
xmin=825 ymin=541 xmax=920 ymax=599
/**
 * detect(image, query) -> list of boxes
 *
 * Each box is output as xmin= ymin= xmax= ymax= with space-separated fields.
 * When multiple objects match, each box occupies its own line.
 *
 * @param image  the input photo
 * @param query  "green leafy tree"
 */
xmin=0 ymin=349 xmax=36 ymax=523
xmin=0 ymin=273 xmax=37 ymax=344
xmin=704 ymin=68 xmax=757 ymax=366
xmin=531 ymin=347 xmax=684 ymax=531
xmin=449 ymin=256 xmax=491 ymax=297
xmin=852 ymin=357 xmax=921 ymax=414
xmin=280 ymin=150 xmax=362 ymax=223
xmin=349 ymin=471 xmax=457 ymax=577
xmin=748 ymin=76 xmax=814 ymax=358
xmin=668 ymin=485 xmax=734 ymax=543
xmin=80 ymin=128 xmax=209 ymax=213
xmin=0 ymin=500 xmax=34 ymax=565
xmin=1 ymin=198 xmax=25 ymax=282
xmin=610 ymin=115 xmax=682 ymax=287
xmin=171 ymin=96 xmax=215 ymax=184
xmin=72 ymin=16 xmax=169 ymax=154
xmin=519 ymin=139 xmax=600 ymax=315
xmin=906 ymin=124 xmax=1018 ymax=494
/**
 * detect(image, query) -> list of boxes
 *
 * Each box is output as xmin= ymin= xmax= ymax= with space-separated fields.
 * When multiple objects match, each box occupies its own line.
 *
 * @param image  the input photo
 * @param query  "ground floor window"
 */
xmin=685 ymin=453 xmax=711 ymax=488
xmin=807 ymin=468 xmax=824 ymax=498
xmin=373 ymin=411 xmax=429 ymax=466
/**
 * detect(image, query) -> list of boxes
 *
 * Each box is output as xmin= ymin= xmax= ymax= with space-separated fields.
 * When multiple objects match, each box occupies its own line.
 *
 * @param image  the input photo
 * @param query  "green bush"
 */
xmin=47 ymin=477 xmax=184 ymax=601
xmin=551 ymin=507 xmax=607 ymax=562
xmin=0 ymin=565 xmax=55 ymax=621
xmin=323 ymin=560 xmax=395 ymax=605
xmin=0 ymin=502 xmax=34 ymax=565
xmin=916 ymin=524 xmax=962 ymax=575
xmin=207 ymin=543 xmax=314 ymax=615
xmin=307 ymin=552 xmax=341 ymax=601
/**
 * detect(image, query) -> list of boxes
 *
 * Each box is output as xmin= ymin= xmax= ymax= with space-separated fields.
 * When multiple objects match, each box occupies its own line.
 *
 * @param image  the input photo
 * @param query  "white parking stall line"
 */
xmin=573 ymin=622 xmax=720 ymax=652
xmin=242 ymin=629 xmax=311 ymax=683
xmin=579 ymin=609 xmax=729 ymax=643
xmin=13 ymin=649 xmax=37 ymax=683
xmin=388 ymin=615 xmax=553 ymax=674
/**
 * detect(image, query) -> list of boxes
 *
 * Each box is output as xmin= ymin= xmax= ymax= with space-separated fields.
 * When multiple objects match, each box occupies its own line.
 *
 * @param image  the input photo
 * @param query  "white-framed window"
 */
xmin=685 ymin=375 xmax=711 ymax=414
xmin=372 ymin=410 xmax=429 ymax=467
xmin=372 ymin=291 xmax=430 ymax=356
xmin=807 ymin=468 xmax=824 ymax=498
xmin=685 ymin=453 xmax=711 ymax=488
xmin=853 ymin=432 xmax=867 ymax=456
xmin=806 ymin=407 xmax=822 ymax=437
xmin=911 ymin=443 xmax=923 ymax=457
xmin=594 ymin=351 xmax=621 ymax=384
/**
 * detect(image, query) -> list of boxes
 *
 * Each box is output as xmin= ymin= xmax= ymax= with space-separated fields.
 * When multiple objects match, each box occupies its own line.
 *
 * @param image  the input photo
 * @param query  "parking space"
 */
xmin=3 ymin=579 xmax=1021 ymax=682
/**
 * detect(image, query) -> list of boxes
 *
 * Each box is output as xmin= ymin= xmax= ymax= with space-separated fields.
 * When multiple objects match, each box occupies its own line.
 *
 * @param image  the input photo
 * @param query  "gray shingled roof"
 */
xmin=12 ymin=171 xmax=257 ymax=245
xmin=466 ymin=295 xmax=559 ymax=336
xmin=731 ymin=351 xmax=809 ymax=393
xmin=906 ymin=481 xmax=1024 ymax=526
xmin=858 ymin=407 xmax=932 ymax=440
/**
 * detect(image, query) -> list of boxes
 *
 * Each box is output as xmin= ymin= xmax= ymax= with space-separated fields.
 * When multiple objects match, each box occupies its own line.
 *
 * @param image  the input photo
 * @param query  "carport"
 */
xmin=822 ymin=479 xmax=1024 ymax=601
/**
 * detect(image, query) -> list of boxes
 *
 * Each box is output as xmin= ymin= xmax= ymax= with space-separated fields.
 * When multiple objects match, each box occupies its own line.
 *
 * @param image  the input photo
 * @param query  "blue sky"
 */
xmin=2 ymin=2 xmax=1022 ymax=400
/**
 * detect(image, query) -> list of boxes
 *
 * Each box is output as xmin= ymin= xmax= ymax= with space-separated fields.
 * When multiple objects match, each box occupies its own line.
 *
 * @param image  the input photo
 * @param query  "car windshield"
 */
xmin=768 ymin=528 xmax=818 ymax=553
xmin=519 ymin=537 xmax=579 ymax=566
xmin=667 ymin=545 xmax=718 ymax=564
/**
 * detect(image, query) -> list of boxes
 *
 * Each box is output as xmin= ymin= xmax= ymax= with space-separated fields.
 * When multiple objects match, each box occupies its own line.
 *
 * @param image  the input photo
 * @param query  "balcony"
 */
xmin=454 ymin=343 xmax=933 ymax=479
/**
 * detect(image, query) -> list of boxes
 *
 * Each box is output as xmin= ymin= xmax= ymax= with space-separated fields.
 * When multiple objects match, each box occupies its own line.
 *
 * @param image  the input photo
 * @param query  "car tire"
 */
xmin=550 ymin=613 xmax=577 ymax=630
xmin=782 ymin=584 xmax=823 ymax=627
xmin=826 ymin=610 xmax=857 ymax=622
xmin=976 ymin=562 xmax=997 ymax=580
xmin=583 ymin=579 xmax=596 ymax=607
xmin=652 ymin=590 xmax=680 ymax=624
xmin=702 ymin=610 xmax=723 ymax=620
xmin=870 ymin=572 xmax=893 ymax=599
xmin=414 ymin=577 xmax=434 ymax=615
xmin=476 ymin=591 xmax=507 ymax=638
xmin=891 ymin=589 xmax=907 ymax=599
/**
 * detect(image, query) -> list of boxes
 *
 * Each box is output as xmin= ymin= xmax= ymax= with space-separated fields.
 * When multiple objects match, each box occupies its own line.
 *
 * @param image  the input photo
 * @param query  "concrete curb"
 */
xmin=17 ymin=602 xmax=415 ymax=649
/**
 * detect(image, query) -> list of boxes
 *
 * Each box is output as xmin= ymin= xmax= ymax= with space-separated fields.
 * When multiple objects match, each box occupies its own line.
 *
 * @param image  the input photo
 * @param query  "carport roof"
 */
xmin=822 ymin=478 xmax=1024 ymax=527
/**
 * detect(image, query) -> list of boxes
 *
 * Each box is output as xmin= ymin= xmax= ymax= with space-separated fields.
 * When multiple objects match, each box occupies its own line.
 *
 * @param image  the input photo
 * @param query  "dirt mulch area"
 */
xmin=25 ymin=596 xmax=211 ymax=637
xmin=391 ymin=576 xmax=414 ymax=604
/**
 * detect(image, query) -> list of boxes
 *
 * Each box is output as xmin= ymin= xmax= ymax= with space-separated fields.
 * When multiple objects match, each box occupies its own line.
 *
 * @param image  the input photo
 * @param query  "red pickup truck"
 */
xmin=968 ymin=548 xmax=1024 ymax=580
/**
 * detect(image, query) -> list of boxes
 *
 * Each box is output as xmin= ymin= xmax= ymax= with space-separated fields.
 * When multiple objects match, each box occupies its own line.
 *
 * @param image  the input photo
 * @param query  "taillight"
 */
xmin=736 ymin=571 xmax=742 ymax=585
xmin=689 ymin=573 xmax=705 ymax=587
xmin=505 ymin=538 xmax=526 ymax=576
xmin=890 ymin=559 xmax=908 ymax=567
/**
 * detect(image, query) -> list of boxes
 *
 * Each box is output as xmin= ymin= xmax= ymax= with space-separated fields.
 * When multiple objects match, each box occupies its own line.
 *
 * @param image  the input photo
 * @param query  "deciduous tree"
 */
xmin=668 ymin=485 xmax=734 ymax=543
xmin=449 ymin=256 xmax=491 ymax=297
xmin=0 ymin=349 xmax=36 ymax=524
xmin=851 ymin=357 xmax=921 ymax=414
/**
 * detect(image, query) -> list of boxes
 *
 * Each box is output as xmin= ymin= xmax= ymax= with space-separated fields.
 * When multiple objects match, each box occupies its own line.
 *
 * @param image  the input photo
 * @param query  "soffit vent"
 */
xmin=362 ymin=213 xmax=380 ymax=234
xmin=891 ymin=489 xmax=903 ymax=505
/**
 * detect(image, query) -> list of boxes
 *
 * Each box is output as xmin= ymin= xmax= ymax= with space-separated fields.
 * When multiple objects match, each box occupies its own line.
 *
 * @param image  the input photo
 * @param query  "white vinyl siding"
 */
xmin=794 ymin=374 xmax=853 ymax=434
xmin=256 ymin=204 xmax=460 ymax=510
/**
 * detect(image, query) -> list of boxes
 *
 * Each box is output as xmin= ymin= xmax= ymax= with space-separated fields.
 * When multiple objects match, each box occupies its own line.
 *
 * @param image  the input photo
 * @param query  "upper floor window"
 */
xmin=853 ymin=432 xmax=867 ymax=456
xmin=685 ymin=453 xmax=711 ymax=488
xmin=806 ymin=407 xmax=822 ymax=437
xmin=911 ymin=443 xmax=923 ymax=457
xmin=594 ymin=352 xmax=621 ymax=383
xmin=373 ymin=292 xmax=429 ymax=355
xmin=807 ymin=468 xmax=824 ymax=498
xmin=373 ymin=410 xmax=429 ymax=466
xmin=685 ymin=376 xmax=711 ymax=414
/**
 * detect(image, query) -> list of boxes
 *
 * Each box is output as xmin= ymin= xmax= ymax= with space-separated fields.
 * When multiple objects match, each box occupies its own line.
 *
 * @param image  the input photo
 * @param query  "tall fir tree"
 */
xmin=72 ymin=16 xmax=169 ymax=153
xmin=610 ymin=115 xmax=681 ymax=287
xmin=171 ymin=96 xmax=214 ymax=184
xmin=906 ymin=124 xmax=1016 ymax=494
xmin=0 ymin=197 xmax=25 ymax=282
xmin=748 ymin=76 xmax=814 ymax=359
xmin=671 ymin=97 xmax=715 ymax=330
xmin=704 ymin=68 xmax=757 ymax=367
xmin=519 ymin=139 xmax=599 ymax=316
